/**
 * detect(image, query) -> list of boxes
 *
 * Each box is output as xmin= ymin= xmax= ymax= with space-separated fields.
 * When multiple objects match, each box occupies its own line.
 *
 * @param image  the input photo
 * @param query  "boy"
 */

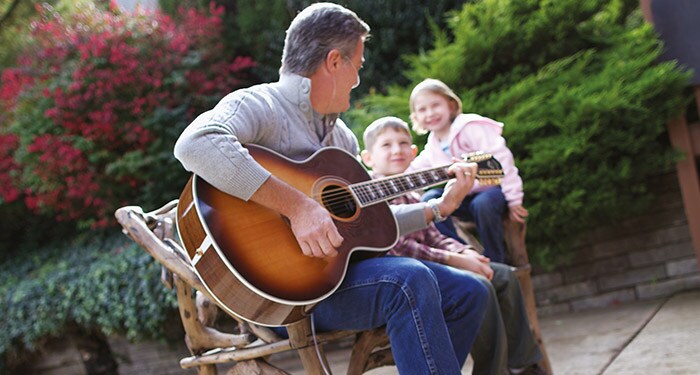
xmin=361 ymin=116 xmax=547 ymax=375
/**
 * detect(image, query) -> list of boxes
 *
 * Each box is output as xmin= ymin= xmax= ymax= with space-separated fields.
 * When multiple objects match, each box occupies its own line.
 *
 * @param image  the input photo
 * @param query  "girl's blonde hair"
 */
xmin=409 ymin=78 xmax=462 ymax=134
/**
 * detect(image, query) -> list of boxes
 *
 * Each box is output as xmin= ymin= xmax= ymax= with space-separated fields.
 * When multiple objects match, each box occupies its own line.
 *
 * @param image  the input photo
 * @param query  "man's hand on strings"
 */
xmin=288 ymin=197 xmax=344 ymax=258
xmin=438 ymin=161 xmax=477 ymax=216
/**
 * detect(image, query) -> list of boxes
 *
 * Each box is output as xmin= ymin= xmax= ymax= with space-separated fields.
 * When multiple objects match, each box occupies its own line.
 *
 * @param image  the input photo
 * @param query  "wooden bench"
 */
xmin=115 ymin=200 xmax=551 ymax=374
xmin=115 ymin=201 xmax=392 ymax=374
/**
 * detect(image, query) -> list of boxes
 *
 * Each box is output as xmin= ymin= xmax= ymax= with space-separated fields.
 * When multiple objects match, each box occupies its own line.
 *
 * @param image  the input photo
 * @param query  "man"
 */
xmin=174 ymin=3 xmax=487 ymax=373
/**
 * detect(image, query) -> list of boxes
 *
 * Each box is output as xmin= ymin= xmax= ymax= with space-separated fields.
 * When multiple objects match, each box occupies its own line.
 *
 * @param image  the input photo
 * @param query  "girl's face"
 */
xmin=411 ymin=91 xmax=456 ymax=135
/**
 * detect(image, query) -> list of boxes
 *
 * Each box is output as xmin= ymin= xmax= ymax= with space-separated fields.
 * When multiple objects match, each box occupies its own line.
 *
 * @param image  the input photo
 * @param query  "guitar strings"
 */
xmin=306 ymin=172 xmax=500 ymax=206
xmin=307 ymin=168 xmax=452 ymax=204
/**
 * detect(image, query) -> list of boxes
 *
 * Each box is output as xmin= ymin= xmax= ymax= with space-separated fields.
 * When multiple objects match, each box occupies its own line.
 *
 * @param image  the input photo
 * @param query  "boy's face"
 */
xmin=361 ymin=128 xmax=417 ymax=176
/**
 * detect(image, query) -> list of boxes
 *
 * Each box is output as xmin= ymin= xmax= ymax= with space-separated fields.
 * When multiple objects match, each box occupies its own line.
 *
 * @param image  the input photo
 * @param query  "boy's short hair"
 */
xmin=363 ymin=116 xmax=412 ymax=151
xmin=409 ymin=78 xmax=462 ymax=134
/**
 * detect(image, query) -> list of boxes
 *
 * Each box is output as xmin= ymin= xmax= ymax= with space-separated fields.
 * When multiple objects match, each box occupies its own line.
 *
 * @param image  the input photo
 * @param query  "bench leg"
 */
xmin=287 ymin=318 xmax=333 ymax=375
xmin=347 ymin=328 xmax=392 ymax=375
xmin=506 ymin=220 xmax=552 ymax=374
xmin=515 ymin=266 xmax=553 ymax=374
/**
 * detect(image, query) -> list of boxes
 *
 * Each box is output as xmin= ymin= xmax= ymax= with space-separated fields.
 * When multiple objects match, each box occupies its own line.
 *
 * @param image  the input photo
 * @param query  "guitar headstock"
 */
xmin=461 ymin=151 xmax=505 ymax=186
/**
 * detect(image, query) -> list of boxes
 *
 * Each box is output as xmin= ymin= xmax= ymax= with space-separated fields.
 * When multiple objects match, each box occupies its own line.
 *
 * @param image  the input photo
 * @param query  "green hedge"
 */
xmin=344 ymin=0 xmax=691 ymax=266
xmin=169 ymin=0 xmax=471 ymax=94
xmin=0 ymin=233 xmax=177 ymax=371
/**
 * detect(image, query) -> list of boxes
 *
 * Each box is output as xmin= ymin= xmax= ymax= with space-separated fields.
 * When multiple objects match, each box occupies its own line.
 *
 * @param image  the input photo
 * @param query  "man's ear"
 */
xmin=410 ymin=144 xmax=418 ymax=159
xmin=360 ymin=149 xmax=373 ymax=167
xmin=325 ymin=49 xmax=343 ymax=72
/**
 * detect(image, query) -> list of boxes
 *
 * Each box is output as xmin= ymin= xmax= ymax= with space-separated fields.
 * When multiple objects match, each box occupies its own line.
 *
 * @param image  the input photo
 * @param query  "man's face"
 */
xmin=332 ymin=39 xmax=364 ymax=113
xmin=362 ymin=128 xmax=417 ymax=176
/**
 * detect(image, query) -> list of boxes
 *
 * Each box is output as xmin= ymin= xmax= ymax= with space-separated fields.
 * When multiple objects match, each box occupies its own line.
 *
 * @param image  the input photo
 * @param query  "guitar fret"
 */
xmin=403 ymin=176 xmax=416 ymax=189
xmin=392 ymin=178 xmax=402 ymax=193
xmin=358 ymin=185 xmax=370 ymax=204
xmin=354 ymin=162 xmax=498 ymax=208
xmin=389 ymin=180 xmax=399 ymax=193
xmin=384 ymin=180 xmax=393 ymax=194
xmin=379 ymin=180 xmax=389 ymax=195
xmin=351 ymin=186 xmax=363 ymax=204
xmin=353 ymin=185 xmax=369 ymax=205
xmin=370 ymin=186 xmax=378 ymax=200
xmin=410 ymin=174 xmax=421 ymax=188
xmin=366 ymin=184 xmax=377 ymax=200
xmin=374 ymin=182 xmax=384 ymax=198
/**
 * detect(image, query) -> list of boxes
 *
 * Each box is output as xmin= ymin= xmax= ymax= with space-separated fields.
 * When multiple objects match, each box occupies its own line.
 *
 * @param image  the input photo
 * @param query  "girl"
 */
xmin=408 ymin=78 xmax=528 ymax=263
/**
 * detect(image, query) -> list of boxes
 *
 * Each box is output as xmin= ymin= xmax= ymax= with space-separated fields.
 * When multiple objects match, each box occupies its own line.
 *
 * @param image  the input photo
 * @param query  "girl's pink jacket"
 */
xmin=409 ymin=113 xmax=524 ymax=207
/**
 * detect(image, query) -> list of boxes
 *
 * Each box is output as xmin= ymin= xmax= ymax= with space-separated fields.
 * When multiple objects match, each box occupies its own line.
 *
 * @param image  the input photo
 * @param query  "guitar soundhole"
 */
xmin=321 ymin=185 xmax=357 ymax=219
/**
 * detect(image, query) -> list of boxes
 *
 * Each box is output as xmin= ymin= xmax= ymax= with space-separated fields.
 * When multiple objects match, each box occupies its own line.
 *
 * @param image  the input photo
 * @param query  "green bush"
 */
xmin=0 ymin=233 xmax=177 ymax=372
xmin=345 ymin=0 xmax=691 ymax=266
xmin=164 ymin=1 xmax=471 ymax=91
xmin=286 ymin=0 xmax=471 ymax=97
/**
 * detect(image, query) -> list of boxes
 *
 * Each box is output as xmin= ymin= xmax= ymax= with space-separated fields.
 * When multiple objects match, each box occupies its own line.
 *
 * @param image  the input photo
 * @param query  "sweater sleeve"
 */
xmin=390 ymin=203 xmax=429 ymax=236
xmin=387 ymin=194 xmax=466 ymax=263
xmin=174 ymin=93 xmax=273 ymax=201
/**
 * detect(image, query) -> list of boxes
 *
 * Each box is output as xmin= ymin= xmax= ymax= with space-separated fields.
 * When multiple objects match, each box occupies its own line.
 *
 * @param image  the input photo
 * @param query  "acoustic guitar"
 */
xmin=176 ymin=144 xmax=503 ymax=326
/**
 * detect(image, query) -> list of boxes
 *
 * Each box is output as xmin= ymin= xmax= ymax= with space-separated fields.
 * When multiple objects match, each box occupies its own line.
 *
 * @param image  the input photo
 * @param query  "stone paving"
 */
xmin=270 ymin=289 xmax=700 ymax=375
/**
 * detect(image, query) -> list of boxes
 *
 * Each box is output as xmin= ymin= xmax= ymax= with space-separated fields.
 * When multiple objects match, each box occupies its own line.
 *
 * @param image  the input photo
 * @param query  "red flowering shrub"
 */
xmin=0 ymin=2 xmax=255 ymax=228
xmin=0 ymin=134 xmax=21 ymax=203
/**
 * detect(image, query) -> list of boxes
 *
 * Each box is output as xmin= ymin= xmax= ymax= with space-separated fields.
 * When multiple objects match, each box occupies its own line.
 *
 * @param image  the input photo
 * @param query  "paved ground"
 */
xmin=269 ymin=289 xmax=700 ymax=374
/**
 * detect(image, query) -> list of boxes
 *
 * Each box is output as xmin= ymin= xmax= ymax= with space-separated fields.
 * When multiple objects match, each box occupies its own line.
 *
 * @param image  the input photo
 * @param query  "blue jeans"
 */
xmin=277 ymin=256 xmax=489 ymax=374
xmin=422 ymin=186 xmax=508 ymax=263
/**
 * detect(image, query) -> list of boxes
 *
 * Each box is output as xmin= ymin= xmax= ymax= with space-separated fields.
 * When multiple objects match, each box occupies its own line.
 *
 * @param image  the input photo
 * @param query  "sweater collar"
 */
xmin=277 ymin=73 xmax=339 ymax=125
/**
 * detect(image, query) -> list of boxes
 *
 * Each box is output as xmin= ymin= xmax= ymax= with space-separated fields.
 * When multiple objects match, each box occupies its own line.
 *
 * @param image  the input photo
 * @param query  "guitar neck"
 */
xmin=350 ymin=166 xmax=452 ymax=207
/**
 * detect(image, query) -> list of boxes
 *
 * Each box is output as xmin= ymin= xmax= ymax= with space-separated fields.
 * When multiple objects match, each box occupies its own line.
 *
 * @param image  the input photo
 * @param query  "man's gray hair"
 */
xmin=281 ymin=3 xmax=370 ymax=76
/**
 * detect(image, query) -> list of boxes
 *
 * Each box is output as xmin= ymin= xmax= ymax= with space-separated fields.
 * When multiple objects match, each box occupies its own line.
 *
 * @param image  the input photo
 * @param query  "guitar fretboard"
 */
xmin=350 ymin=166 xmax=451 ymax=207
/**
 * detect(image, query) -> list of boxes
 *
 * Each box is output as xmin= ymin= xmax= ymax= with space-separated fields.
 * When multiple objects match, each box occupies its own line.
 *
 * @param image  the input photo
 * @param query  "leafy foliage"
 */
xmin=163 ymin=0 xmax=472 ymax=93
xmin=0 ymin=233 xmax=177 ymax=371
xmin=0 ymin=3 xmax=256 ymax=369
xmin=345 ymin=0 xmax=691 ymax=266
xmin=0 ymin=2 xmax=255 ymax=229
xmin=0 ymin=0 xmax=91 ymax=69
xmin=287 ymin=0 xmax=472 ymax=97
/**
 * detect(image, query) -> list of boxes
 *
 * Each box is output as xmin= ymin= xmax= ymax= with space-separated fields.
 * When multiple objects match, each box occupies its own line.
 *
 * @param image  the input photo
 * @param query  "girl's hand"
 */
xmin=509 ymin=204 xmax=529 ymax=224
